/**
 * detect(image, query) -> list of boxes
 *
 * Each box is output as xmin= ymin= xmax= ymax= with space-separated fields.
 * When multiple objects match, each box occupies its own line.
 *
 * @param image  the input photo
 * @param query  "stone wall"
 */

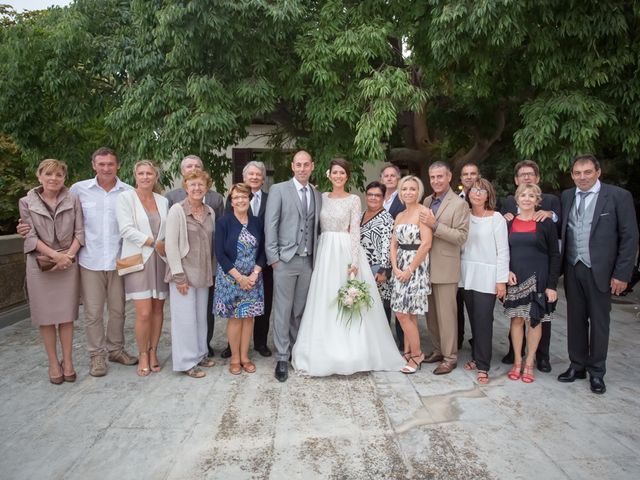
xmin=0 ymin=235 xmax=26 ymax=311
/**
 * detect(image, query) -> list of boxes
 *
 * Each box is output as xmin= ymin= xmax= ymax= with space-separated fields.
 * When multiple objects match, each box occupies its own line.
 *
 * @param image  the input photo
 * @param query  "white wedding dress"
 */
xmin=292 ymin=193 xmax=404 ymax=376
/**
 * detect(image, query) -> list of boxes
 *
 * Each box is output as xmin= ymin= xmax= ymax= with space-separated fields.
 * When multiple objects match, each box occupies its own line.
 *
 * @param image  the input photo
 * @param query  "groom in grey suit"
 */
xmin=265 ymin=150 xmax=322 ymax=382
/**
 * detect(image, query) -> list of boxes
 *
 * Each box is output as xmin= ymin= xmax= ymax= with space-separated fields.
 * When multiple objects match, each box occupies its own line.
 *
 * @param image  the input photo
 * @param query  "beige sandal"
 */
xmin=185 ymin=366 xmax=206 ymax=378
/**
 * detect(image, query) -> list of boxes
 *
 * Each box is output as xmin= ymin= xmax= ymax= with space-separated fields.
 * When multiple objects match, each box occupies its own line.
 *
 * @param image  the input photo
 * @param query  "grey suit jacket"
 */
xmin=264 ymin=179 xmax=322 ymax=265
xmin=561 ymin=182 xmax=639 ymax=292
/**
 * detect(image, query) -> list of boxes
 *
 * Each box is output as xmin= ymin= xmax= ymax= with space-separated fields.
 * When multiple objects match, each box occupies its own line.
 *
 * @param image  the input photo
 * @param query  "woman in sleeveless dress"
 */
xmin=390 ymin=176 xmax=432 ymax=374
xmin=292 ymin=158 xmax=404 ymax=376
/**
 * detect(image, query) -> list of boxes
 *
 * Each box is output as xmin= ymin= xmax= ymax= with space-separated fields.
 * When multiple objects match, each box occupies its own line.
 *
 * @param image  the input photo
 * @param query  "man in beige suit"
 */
xmin=420 ymin=161 xmax=470 ymax=374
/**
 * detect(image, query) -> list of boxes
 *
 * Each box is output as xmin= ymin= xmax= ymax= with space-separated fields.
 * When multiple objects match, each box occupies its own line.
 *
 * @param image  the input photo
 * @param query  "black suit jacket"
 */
xmin=561 ymin=182 xmax=638 ymax=292
xmin=388 ymin=193 xmax=406 ymax=219
xmin=500 ymin=192 xmax=562 ymax=235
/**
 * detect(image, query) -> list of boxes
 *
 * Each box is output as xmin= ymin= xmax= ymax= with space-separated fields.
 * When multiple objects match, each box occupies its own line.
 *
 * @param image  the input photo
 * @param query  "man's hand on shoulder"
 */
xmin=532 ymin=210 xmax=553 ymax=222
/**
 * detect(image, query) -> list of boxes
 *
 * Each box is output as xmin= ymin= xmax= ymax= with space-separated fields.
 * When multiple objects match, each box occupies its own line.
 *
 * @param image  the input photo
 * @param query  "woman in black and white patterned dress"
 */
xmin=360 ymin=181 xmax=403 ymax=346
xmin=390 ymin=176 xmax=432 ymax=373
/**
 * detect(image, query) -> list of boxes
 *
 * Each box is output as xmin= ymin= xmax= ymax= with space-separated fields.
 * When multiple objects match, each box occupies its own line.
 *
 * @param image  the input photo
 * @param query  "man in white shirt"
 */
xmin=19 ymin=147 xmax=137 ymax=376
xmin=69 ymin=148 xmax=137 ymax=376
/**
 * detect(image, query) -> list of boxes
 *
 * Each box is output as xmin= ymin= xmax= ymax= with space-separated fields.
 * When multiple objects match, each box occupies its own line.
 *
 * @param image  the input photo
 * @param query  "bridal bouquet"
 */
xmin=336 ymin=268 xmax=373 ymax=327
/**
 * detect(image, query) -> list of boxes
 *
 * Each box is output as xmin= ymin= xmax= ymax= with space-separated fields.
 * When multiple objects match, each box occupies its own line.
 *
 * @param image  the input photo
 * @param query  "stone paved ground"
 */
xmin=1 ymin=286 xmax=639 ymax=479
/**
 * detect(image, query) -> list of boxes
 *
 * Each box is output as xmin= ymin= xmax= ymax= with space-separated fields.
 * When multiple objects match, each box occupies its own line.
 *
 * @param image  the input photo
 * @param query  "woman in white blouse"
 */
xmin=460 ymin=177 xmax=509 ymax=384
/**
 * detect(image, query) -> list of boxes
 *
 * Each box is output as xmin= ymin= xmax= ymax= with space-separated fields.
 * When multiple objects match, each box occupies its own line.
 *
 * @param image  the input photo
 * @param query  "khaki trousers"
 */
xmin=427 ymin=283 xmax=459 ymax=363
xmin=80 ymin=267 xmax=126 ymax=357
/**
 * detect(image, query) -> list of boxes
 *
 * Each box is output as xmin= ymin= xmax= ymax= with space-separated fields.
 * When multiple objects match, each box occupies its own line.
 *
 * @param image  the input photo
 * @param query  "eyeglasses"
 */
xmin=517 ymin=171 xmax=537 ymax=178
xmin=231 ymin=195 xmax=249 ymax=200
xmin=366 ymin=193 xmax=383 ymax=198
xmin=469 ymin=188 xmax=487 ymax=194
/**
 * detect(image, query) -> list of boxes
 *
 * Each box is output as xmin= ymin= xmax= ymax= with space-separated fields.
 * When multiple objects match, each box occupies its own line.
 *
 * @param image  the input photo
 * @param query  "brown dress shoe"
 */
xmin=423 ymin=352 xmax=444 ymax=364
xmin=433 ymin=361 xmax=457 ymax=375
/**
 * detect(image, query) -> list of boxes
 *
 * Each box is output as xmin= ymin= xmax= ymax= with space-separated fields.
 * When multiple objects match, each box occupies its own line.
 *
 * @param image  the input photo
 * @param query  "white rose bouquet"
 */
xmin=336 ymin=266 xmax=373 ymax=327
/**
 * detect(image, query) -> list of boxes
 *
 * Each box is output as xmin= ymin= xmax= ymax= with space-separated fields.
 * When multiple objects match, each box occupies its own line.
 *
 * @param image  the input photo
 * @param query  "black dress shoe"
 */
xmin=501 ymin=352 xmax=514 ymax=365
xmin=255 ymin=345 xmax=272 ymax=357
xmin=557 ymin=366 xmax=587 ymax=382
xmin=275 ymin=361 xmax=288 ymax=382
xmin=207 ymin=346 xmax=215 ymax=357
xmin=590 ymin=376 xmax=606 ymax=394
xmin=537 ymin=357 xmax=552 ymax=373
xmin=221 ymin=346 xmax=232 ymax=359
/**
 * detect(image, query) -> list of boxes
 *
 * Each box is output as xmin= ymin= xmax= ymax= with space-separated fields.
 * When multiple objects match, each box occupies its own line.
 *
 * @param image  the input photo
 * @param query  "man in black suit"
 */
xmin=456 ymin=162 xmax=480 ymax=349
xmin=379 ymin=163 xmax=405 ymax=348
xmin=380 ymin=164 xmax=406 ymax=219
xmin=558 ymin=154 xmax=638 ymax=394
xmin=221 ymin=160 xmax=273 ymax=358
xmin=500 ymin=159 xmax=561 ymax=372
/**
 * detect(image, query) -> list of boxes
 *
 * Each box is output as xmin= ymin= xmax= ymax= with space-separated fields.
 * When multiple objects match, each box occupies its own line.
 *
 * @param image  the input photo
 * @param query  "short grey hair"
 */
xmin=428 ymin=161 xmax=451 ymax=173
xmin=243 ymin=160 xmax=266 ymax=179
xmin=380 ymin=163 xmax=401 ymax=178
xmin=180 ymin=155 xmax=203 ymax=171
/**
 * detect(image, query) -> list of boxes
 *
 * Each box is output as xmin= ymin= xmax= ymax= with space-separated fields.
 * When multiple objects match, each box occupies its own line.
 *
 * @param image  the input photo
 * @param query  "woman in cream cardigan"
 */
xmin=116 ymin=160 xmax=168 ymax=377
xmin=165 ymin=171 xmax=216 ymax=378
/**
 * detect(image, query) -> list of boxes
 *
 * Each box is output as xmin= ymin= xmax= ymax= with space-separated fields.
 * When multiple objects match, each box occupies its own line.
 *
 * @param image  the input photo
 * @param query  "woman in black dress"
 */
xmin=504 ymin=183 xmax=560 ymax=383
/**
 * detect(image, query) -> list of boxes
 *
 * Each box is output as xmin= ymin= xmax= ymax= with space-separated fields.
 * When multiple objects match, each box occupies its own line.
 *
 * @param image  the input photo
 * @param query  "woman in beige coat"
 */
xmin=19 ymin=159 xmax=84 ymax=384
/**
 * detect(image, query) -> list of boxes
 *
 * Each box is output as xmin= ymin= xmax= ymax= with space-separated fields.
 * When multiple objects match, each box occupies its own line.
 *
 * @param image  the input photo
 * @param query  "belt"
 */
xmin=398 ymin=244 xmax=420 ymax=251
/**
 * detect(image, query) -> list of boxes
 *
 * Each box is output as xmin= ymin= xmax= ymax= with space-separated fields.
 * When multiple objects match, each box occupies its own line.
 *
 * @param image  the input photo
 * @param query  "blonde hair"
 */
xmin=515 ymin=183 xmax=542 ymax=206
xmin=133 ymin=160 xmax=161 ymax=193
xmin=182 ymin=170 xmax=212 ymax=190
xmin=37 ymin=158 xmax=67 ymax=178
xmin=398 ymin=175 xmax=424 ymax=204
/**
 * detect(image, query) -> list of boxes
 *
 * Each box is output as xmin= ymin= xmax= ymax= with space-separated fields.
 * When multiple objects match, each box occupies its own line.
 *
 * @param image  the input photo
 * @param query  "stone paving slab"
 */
xmin=1 ymin=287 xmax=639 ymax=479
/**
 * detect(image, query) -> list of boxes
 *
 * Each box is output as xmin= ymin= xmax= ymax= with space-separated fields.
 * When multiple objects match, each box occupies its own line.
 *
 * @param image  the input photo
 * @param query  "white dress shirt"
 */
xmin=383 ymin=191 xmax=398 ymax=212
xmin=292 ymin=178 xmax=310 ymax=208
xmin=70 ymin=177 xmax=132 ymax=271
xmin=574 ymin=179 xmax=601 ymax=213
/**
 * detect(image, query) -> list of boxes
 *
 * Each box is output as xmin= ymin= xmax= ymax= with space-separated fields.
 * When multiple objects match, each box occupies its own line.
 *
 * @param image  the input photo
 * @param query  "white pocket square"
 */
xmin=600 ymin=213 xmax=610 ymax=216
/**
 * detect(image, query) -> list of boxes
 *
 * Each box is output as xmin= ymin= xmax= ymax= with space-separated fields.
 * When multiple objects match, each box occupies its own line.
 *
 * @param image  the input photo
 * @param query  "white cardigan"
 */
xmin=116 ymin=190 xmax=168 ymax=265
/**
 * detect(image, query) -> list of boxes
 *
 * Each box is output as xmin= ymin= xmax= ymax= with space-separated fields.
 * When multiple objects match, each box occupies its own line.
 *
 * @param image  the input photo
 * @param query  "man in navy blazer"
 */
xmin=380 ymin=164 xmax=406 ymax=219
xmin=557 ymin=154 xmax=638 ymax=394
xmin=500 ymin=159 xmax=561 ymax=372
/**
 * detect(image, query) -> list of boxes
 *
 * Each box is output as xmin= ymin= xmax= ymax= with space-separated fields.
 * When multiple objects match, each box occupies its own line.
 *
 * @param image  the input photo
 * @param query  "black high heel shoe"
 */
xmin=401 ymin=353 xmax=425 ymax=374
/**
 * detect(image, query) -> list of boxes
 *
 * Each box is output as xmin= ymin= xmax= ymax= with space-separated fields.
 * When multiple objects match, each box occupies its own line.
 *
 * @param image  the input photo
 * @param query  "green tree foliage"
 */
xmin=0 ymin=0 xmax=639 ymax=203
xmin=0 ymin=135 xmax=31 ymax=234
xmin=405 ymin=0 xmax=640 ymax=190
xmin=0 ymin=2 xmax=128 ymax=181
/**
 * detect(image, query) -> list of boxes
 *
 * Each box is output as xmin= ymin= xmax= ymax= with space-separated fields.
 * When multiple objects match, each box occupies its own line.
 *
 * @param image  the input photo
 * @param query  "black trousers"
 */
xmin=457 ymin=287 xmax=466 ymax=345
xmin=383 ymin=298 xmax=404 ymax=348
xmin=206 ymin=280 xmax=216 ymax=351
xmin=253 ymin=265 xmax=273 ymax=348
xmin=505 ymin=316 xmax=551 ymax=361
xmin=564 ymin=262 xmax=611 ymax=377
xmin=463 ymin=289 xmax=496 ymax=372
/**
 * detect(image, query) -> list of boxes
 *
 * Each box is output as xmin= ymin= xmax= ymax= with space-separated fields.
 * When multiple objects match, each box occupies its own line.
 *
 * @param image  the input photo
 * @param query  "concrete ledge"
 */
xmin=0 ymin=234 xmax=23 ymax=255
xmin=0 ymin=302 xmax=29 ymax=329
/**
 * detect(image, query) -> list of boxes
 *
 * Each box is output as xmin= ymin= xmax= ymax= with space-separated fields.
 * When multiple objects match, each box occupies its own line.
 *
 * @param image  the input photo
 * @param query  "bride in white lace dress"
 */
xmin=292 ymin=159 xmax=404 ymax=376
